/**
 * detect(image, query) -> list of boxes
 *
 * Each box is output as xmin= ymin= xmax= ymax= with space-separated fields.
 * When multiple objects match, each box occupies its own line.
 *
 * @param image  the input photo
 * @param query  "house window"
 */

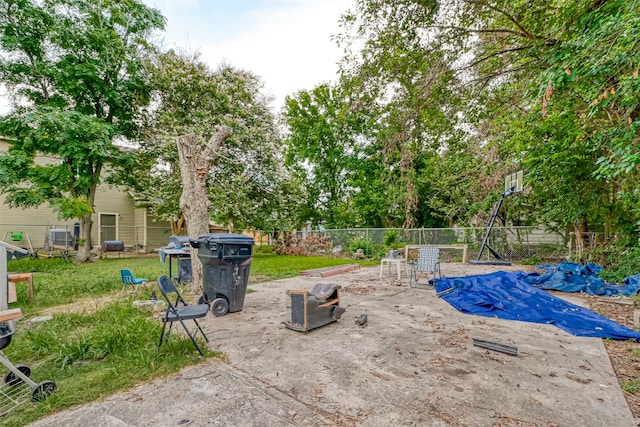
xmin=99 ymin=213 xmax=118 ymax=243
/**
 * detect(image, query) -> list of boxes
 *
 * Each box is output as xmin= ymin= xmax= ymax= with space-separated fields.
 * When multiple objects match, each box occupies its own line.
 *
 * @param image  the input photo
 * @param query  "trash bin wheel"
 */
xmin=0 ymin=334 xmax=11 ymax=350
xmin=4 ymin=365 xmax=31 ymax=386
xmin=211 ymin=298 xmax=229 ymax=317
xmin=31 ymin=381 xmax=57 ymax=402
xmin=197 ymin=294 xmax=209 ymax=305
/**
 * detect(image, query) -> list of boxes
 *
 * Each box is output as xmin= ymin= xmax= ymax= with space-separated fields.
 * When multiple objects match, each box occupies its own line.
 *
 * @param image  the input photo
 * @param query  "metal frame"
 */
xmin=156 ymin=275 xmax=209 ymax=356
xmin=0 ymin=242 xmax=56 ymax=415
xmin=472 ymin=171 xmax=524 ymax=266
xmin=409 ymin=246 xmax=441 ymax=288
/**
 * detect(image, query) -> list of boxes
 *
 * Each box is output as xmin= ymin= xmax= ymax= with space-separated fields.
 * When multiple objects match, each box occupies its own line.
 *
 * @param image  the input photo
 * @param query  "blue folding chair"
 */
xmin=120 ymin=269 xmax=148 ymax=295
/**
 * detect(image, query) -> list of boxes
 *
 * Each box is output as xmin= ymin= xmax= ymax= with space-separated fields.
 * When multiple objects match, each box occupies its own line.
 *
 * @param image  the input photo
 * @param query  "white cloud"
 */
xmin=0 ymin=1 xmax=350 ymax=115
xmin=149 ymin=0 xmax=349 ymax=110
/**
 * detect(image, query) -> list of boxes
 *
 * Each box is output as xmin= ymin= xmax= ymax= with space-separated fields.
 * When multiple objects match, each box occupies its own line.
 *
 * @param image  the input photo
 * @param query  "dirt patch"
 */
xmin=37 ymin=295 xmax=116 ymax=316
xmin=588 ymin=296 xmax=640 ymax=419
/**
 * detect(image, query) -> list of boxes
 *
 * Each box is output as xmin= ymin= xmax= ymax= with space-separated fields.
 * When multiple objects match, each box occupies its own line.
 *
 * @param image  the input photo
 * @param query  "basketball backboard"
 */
xmin=504 ymin=170 xmax=524 ymax=194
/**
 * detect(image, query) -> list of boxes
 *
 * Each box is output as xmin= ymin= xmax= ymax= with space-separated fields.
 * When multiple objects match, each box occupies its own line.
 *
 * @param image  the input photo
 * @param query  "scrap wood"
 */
xmin=0 ymin=308 xmax=23 ymax=322
xmin=300 ymin=264 xmax=360 ymax=278
xmin=472 ymin=337 xmax=518 ymax=356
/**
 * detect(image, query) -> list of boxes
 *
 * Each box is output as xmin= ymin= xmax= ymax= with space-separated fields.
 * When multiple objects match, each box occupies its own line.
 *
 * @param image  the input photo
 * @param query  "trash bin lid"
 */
xmin=195 ymin=233 xmax=255 ymax=245
xmin=168 ymin=235 xmax=191 ymax=248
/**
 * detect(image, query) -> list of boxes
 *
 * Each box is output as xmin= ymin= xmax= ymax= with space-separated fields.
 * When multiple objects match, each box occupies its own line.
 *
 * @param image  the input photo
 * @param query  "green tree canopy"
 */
xmin=282 ymin=82 xmax=379 ymax=228
xmin=0 ymin=0 xmax=165 ymax=261
xmin=333 ymin=0 xmax=640 ymax=238
xmin=118 ymin=50 xmax=300 ymax=234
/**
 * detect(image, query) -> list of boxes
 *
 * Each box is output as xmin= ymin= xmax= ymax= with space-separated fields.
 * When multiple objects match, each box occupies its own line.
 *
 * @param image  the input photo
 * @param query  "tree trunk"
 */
xmin=177 ymin=126 xmax=232 ymax=294
xmin=75 ymin=181 xmax=99 ymax=263
xmin=171 ymin=214 xmax=186 ymax=236
xmin=75 ymin=212 xmax=94 ymax=262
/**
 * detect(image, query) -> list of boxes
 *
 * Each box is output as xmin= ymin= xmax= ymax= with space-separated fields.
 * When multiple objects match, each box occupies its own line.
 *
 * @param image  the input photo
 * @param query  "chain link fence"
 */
xmin=0 ymin=223 xmax=172 ymax=254
xmin=297 ymin=226 xmax=568 ymax=262
xmin=2 ymin=222 xmax=570 ymax=262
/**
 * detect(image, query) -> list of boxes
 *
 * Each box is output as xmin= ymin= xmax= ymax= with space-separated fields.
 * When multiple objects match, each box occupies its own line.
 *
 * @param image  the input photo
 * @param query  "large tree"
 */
xmin=0 ymin=0 xmax=165 ymax=261
xmin=335 ymin=0 xmax=480 ymax=228
xmin=116 ymin=50 xmax=293 ymax=292
xmin=282 ymin=83 xmax=377 ymax=228
xmin=336 ymin=0 xmax=640 ymax=237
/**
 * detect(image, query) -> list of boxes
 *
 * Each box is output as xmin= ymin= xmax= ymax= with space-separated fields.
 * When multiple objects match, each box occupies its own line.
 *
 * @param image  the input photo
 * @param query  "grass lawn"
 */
xmin=0 ymin=253 xmax=376 ymax=426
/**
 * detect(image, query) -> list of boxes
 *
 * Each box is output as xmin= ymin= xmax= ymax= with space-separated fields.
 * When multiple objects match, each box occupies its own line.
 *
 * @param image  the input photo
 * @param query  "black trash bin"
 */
xmin=192 ymin=233 xmax=255 ymax=316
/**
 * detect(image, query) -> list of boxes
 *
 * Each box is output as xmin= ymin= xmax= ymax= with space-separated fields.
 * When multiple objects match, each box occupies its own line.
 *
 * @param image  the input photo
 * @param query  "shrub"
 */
xmin=588 ymin=243 xmax=640 ymax=283
xmin=383 ymin=230 xmax=398 ymax=247
xmin=348 ymin=235 xmax=374 ymax=257
xmin=254 ymin=245 xmax=274 ymax=254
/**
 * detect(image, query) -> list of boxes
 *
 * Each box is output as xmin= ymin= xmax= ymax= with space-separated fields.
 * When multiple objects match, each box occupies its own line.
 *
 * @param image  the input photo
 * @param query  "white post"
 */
xmin=0 ymin=248 xmax=7 ymax=312
xmin=0 ymin=242 xmax=27 ymax=311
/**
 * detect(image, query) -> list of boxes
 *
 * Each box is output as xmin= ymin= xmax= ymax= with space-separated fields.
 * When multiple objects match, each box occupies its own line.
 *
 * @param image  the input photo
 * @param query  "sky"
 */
xmin=0 ymin=0 xmax=351 ymax=115
xmin=142 ymin=0 xmax=350 ymax=110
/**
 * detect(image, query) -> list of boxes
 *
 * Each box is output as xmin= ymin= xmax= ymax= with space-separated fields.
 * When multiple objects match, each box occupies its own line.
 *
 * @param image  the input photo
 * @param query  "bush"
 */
xmin=383 ymin=230 xmax=398 ymax=247
xmin=588 ymin=243 xmax=640 ymax=283
xmin=520 ymin=255 xmax=542 ymax=265
xmin=348 ymin=235 xmax=375 ymax=257
xmin=589 ymin=245 xmax=640 ymax=283
xmin=254 ymin=245 xmax=274 ymax=254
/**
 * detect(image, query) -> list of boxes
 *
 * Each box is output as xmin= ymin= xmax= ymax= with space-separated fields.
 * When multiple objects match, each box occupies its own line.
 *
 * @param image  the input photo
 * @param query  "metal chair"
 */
xmin=408 ymin=246 xmax=441 ymax=288
xmin=120 ymin=269 xmax=148 ymax=295
xmin=156 ymin=275 xmax=209 ymax=356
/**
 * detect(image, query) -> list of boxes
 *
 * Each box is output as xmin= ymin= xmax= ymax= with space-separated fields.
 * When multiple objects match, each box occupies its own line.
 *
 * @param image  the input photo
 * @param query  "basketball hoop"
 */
xmin=470 ymin=170 xmax=525 ymax=265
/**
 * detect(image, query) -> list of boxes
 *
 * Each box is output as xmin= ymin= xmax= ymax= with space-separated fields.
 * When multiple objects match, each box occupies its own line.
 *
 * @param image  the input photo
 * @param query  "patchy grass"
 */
xmin=7 ymin=254 xmax=376 ymax=312
xmin=1 ymin=300 xmax=217 ymax=427
xmin=8 ymin=256 xmax=162 ymax=310
xmin=249 ymin=253 xmax=377 ymax=283
xmin=622 ymin=379 xmax=640 ymax=395
xmin=2 ymin=253 xmax=375 ymax=425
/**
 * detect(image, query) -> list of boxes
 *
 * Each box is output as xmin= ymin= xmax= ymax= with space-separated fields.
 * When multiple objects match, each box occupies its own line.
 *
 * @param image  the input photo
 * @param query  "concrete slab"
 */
xmin=29 ymin=264 xmax=636 ymax=427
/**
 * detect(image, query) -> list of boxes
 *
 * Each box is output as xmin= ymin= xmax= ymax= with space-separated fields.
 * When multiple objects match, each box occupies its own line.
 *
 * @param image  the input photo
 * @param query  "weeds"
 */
xmin=622 ymin=379 xmax=640 ymax=395
xmin=589 ymin=244 xmax=640 ymax=283
xmin=1 ymin=300 xmax=216 ymax=426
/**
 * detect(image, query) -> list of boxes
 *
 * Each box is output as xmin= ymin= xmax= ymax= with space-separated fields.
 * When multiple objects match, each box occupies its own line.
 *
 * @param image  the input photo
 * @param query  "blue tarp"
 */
xmin=434 ymin=271 xmax=640 ymax=341
xmin=523 ymin=261 xmax=640 ymax=296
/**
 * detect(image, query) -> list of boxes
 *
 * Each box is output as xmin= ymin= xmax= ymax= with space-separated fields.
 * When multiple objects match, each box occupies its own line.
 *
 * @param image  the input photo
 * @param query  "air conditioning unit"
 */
xmin=45 ymin=229 xmax=74 ymax=250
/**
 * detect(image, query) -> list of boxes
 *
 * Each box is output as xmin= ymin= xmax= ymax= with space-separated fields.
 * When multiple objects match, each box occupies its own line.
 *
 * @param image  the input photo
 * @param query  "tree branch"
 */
xmin=434 ymin=25 xmax=531 ymax=39
xmin=202 ymin=125 xmax=233 ymax=170
xmin=461 ymin=45 xmax=534 ymax=71
xmin=463 ymin=0 xmax=558 ymax=45
xmin=460 ymin=63 xmax=538 ymax=91
xmin=464 ymin=0 xmax=533 ymax=38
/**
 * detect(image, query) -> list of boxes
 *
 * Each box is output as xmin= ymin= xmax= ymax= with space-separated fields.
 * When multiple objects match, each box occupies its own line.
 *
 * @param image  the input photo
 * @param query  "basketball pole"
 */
xmin=470 ymin=188 xmax=514 ymax=265
xmin=470 ymin=171 xmax=523 ymax=266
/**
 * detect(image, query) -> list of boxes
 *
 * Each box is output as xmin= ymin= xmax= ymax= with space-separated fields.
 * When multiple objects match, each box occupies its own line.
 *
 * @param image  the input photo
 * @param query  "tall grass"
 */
xmin=1 ymin=300 xmax=216 ymax=426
